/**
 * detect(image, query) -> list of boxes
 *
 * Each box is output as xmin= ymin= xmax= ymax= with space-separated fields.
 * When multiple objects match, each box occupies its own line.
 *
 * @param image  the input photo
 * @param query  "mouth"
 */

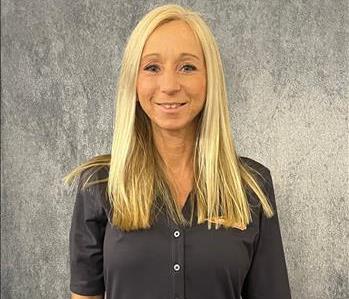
xmin=155 ymin=102 xmax=187 ymax=113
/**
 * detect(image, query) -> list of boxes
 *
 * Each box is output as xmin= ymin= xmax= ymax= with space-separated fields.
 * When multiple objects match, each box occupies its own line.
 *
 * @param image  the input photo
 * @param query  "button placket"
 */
xmin=173 ymin=263 xmax=180 ymax=271
xmin=171 ymin=225 xmax=185 ymax=299
xmin=173 ymin=230 xmax=181 ymax=238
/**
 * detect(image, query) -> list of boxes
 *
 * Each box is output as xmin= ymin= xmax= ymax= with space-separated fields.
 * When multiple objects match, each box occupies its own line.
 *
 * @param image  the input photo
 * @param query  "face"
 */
xmin=136 ymin=20 xmax=207 ymax=133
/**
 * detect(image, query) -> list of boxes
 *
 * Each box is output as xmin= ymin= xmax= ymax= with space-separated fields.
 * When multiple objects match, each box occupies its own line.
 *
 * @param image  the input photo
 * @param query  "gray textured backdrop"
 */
xmin=1 ymin=0 xmax=348 ymax=298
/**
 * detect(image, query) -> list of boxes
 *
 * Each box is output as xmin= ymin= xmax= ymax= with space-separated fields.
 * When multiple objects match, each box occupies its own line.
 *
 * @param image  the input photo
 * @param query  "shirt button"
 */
xmin=173 ymin=230 xmax=180 ymax=238
xmin=173 ymin=263 xmax=181 ymax=271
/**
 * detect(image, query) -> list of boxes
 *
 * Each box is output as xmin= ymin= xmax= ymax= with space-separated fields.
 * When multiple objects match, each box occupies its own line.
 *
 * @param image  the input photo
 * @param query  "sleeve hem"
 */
xmin=70 ymin=284 xmax=105 ymax=296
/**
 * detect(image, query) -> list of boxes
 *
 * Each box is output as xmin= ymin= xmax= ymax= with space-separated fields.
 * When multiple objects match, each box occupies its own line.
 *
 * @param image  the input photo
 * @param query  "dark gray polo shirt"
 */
xmin=69 ymin=156 xmax=292 ymax=299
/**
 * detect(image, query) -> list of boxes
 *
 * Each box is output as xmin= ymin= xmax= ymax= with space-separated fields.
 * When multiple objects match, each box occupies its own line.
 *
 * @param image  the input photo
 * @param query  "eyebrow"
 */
xmin=141 ymin=52 xmax=200 ymax=61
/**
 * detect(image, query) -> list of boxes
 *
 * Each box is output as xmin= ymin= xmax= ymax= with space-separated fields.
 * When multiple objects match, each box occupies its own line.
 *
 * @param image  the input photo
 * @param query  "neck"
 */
xmin=152 ymin=122 xmax=196 ymax=175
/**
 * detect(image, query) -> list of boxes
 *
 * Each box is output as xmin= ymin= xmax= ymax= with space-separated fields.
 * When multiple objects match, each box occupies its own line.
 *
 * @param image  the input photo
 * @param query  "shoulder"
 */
xmin=238 ymin=155 xmax=273 ymax=202
xmin=79 ymin=165 xmax=109 ymax=189
xmin=239 ymin=155 xmax=271 ymax=178
xmin=78 ymin=164 xmax=111 ymax=215
xmin=76 ymin=153 xmax=111 ymax=189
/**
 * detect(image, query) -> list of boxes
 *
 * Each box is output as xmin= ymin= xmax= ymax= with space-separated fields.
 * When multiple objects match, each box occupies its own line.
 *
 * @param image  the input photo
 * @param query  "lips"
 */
xmin=157 ymin=103 xmax=186 ymax=108
xmin=156 ymin=102 xmax=187 ymax=112
xmin=156 ymin=102 xmax=186 ymax=105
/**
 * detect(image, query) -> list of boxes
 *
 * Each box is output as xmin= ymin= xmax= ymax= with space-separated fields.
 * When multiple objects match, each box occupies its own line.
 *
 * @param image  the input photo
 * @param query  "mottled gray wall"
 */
xmin=1 ymin=0 xmax=348 ymax=298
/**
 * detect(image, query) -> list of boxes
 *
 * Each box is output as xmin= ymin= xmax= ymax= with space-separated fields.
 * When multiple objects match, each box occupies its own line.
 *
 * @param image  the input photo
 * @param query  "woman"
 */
xmin=64 ymin=4 xmax=292 ymax=299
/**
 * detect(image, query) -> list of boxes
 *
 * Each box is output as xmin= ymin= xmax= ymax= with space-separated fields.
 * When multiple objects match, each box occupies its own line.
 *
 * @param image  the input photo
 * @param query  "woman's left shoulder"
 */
xmin=239 ymin=155 xmax=271 ymax=177
xmin=238 ymin=155 xmax=274 ymax=203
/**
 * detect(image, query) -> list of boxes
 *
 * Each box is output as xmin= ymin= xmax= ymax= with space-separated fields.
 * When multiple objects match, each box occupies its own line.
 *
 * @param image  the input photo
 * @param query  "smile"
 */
xmin=156 ymin=102 xmax=187 ymax=113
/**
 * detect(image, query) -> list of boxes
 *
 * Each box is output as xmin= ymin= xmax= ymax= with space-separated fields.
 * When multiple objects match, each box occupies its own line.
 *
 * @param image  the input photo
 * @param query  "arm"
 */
xmin=71 ymin=292 xmax=104 ymax=299
xmin=69 ymin=169 xmax=108 ymax=297
xmin=241 ymin=169 xmax=292 ymax=299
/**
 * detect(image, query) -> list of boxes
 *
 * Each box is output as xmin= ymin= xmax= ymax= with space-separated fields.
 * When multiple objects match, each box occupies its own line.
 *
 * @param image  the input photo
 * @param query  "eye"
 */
xmin=144 ymin=64 xmax=160 ymax=72
xmin=181 ymin=64 xmax=197 ymax=72
xmin=143 ymin=64 xmax=198 ymax=73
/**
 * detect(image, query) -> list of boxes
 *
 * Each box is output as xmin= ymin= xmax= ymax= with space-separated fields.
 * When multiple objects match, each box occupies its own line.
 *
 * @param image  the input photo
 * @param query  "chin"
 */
xmin=153 ymin=121 xmax=187 ymax=131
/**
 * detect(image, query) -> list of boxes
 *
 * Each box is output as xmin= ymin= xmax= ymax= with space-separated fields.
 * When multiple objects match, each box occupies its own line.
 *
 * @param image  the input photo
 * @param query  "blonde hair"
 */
xmin=64 ymin=4 xmax=274 ymax=232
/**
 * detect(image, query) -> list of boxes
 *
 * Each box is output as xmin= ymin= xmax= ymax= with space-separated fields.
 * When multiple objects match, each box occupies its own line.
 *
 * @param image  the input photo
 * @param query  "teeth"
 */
xmin=161 ymin=103 xmax=182 ymax=109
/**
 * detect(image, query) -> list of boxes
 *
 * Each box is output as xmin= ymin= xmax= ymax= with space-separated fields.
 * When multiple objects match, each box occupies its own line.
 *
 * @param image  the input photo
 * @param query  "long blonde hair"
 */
xmin=64 ymin=4 xmax=274 ymax=232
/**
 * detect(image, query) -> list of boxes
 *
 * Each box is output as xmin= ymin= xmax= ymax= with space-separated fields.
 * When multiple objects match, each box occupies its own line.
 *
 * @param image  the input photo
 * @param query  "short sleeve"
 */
xmin=241 ymin=169 xmax=292 ymax=299
xmin=69 ymin=169 xmax=108 ymax=296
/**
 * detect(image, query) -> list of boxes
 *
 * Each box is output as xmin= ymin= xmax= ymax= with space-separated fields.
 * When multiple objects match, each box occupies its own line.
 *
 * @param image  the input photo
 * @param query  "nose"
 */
xmin=159 ymin=69 xmax=181 ymax=94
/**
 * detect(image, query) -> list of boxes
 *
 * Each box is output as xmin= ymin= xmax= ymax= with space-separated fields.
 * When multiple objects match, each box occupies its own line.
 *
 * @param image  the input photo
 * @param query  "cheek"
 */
xmin=190 ymin=77 xmax=206 ymax=101
xmin=136 ymin=76 xmax=155 ymax=99
xmin=200 ymin=75 xmax=207 ymax=96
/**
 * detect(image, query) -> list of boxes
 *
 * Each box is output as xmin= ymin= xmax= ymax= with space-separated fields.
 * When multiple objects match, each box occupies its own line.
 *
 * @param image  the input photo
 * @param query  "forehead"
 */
xmin=142 ymin=20 xmax=204 ymax=59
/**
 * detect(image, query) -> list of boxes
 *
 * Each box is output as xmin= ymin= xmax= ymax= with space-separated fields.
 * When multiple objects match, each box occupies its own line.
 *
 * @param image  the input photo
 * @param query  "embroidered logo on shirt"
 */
xmin=205 ymin=216 xmax=247 ymax=230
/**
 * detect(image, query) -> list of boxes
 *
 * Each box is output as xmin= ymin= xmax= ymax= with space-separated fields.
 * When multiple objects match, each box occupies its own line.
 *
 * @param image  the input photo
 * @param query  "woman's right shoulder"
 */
xmin=76 ymin=152 xmax=111 ymax=189
xmin=77 ymin=163 xmax=111 ymax=219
